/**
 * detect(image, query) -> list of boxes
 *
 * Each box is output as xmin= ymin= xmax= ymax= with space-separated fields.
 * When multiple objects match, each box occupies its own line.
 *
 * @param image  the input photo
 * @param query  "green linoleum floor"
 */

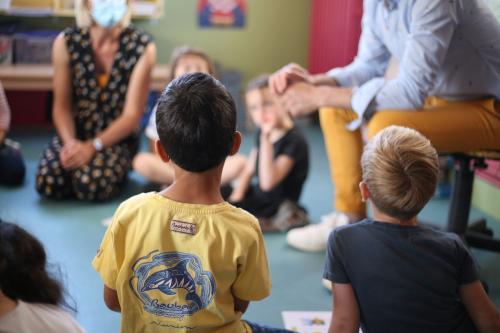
xmin=1 ymin=125 xmax=499 ymax=333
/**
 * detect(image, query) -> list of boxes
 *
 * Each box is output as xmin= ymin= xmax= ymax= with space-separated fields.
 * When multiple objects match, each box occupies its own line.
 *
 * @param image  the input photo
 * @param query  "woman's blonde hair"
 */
xmin=361 ymin=126 xmax=439 ymax=220
xmin=75 ymin=0 xmax=132 ymax=28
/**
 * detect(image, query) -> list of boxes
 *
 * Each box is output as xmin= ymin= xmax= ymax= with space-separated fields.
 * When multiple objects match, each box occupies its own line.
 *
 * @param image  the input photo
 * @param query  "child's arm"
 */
xmin=258 ymin=131 xmax=294 ymax=191
xmin=229 ymin=149 xmax=257 ymax=202
xmin=103 ymin=285 xmax=121 ymax=312
xmin=328 ymin=283 xmax=360 ymax=333
xmin=0 ymin=81 xmax=11 ymax=144
xmin=460 ymin=280 xmax=500 ymax=333
xmin=234 ymin=296 xmax=250 ymax=314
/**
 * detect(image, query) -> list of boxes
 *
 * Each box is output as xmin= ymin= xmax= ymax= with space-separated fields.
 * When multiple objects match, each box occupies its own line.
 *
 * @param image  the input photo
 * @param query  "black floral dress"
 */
xmin=36 ymin=26 xmax=152 ymax=201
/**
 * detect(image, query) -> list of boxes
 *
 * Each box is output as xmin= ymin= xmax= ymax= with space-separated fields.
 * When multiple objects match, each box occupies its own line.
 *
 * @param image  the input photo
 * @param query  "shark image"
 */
xmin=141 ymin=258 xmax=203 ymax=310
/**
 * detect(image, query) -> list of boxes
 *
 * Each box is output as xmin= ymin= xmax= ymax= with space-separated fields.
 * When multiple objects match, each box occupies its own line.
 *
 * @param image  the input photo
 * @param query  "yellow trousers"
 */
xmin=319 ymin=98 xmax=500 ymax=215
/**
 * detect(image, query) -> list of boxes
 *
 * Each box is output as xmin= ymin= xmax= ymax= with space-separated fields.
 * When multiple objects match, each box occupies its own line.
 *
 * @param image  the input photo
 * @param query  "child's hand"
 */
xmin=260 ymin=122 xmax=275 ymax=137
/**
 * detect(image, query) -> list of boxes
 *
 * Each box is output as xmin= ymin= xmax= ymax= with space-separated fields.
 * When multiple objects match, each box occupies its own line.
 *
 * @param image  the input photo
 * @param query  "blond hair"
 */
xmin=75 ymin=0 xmax=132 ymax=28
xmin=361 ymin=126 xmax=439 ymax=220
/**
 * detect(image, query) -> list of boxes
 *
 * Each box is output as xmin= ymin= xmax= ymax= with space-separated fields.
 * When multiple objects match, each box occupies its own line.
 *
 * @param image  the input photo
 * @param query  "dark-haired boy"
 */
xmin=93 ymin=73 xmax=293 ymax=333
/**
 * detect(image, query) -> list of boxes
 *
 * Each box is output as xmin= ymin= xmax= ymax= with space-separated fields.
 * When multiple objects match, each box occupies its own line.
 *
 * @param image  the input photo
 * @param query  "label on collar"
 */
xmin=170 ymin=220 xmax=197 ymax=235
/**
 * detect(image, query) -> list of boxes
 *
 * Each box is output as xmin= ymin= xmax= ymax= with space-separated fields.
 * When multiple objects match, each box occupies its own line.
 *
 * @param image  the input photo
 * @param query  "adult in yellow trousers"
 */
xmin=270 ymin=0 xmax=500 ymax=253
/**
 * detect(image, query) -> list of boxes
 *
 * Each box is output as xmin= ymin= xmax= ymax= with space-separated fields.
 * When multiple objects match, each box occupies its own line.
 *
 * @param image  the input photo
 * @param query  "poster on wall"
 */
xmin=198 ymin=0 xmax=247 ymax=28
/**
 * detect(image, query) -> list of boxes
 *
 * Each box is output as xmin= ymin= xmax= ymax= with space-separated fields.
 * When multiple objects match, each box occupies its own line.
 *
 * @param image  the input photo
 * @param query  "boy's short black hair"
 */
xmin=156 ymin=72 xmax=237 ymax=172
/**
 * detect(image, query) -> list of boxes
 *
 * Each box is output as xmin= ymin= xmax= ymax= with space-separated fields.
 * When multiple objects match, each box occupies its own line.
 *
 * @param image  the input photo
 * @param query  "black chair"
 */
xmin=445 ymin=151 xmax=500 ymax=253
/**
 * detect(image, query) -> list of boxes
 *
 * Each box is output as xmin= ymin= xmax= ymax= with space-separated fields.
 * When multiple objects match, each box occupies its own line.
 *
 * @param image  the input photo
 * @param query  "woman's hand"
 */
xmin=60 ymin=139 xmax=95 ymax=170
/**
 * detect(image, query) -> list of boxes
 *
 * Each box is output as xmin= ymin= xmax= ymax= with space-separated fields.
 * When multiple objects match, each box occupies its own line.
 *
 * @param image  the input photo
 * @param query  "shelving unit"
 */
xmin=1 ymin=0 xmax=164 ymax=19
xmin=0 ymin=64 xmax=170 ymax=91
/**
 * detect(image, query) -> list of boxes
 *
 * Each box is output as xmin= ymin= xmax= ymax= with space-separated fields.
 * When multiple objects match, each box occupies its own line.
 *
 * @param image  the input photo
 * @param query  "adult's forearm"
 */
xmin=97 ymin=113 xmax=141 ymax=148
xmin=317 ymin=85 xmax=353 ymax=110
xmin=311 ymin=74 xmax=338 ymax=87
xmin=53 ymin=108 xmax=76 ymax=144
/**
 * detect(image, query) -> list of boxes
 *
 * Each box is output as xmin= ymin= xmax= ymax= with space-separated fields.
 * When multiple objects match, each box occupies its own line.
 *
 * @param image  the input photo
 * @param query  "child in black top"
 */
xmin=227 ymin=75 xmax=309 ymax=231
xmin=323 ymin=126 xmax=500 ymax=333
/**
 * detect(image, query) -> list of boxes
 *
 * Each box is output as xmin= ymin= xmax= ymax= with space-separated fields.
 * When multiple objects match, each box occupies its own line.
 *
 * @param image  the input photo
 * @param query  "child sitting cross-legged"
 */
xmin=225 ymin=75 xmax=310 ymax=232
xmin=93 ymin=73 xmax=294 ymax=333
xmin=324 ymin=125 xmax=500 ymax=333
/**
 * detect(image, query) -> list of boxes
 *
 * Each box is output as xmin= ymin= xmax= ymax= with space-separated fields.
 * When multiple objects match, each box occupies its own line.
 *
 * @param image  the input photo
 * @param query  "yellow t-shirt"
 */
xmin=92 ymin=192 xmax=271 ymax=333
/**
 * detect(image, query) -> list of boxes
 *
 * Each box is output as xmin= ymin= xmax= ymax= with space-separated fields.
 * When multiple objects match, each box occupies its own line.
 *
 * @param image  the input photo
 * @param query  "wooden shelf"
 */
xmin=0 ymin=64 xmax=170 ymax=91
xmin=1 ymin=0 xmax=163 ymax=19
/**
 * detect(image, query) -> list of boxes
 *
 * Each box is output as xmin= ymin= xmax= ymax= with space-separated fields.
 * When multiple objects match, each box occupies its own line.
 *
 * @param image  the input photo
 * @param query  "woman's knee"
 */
xmin=35 ymin=157 xmax=72 ymax=198
xmin=73 ymin=169 xmax=124 ymax=202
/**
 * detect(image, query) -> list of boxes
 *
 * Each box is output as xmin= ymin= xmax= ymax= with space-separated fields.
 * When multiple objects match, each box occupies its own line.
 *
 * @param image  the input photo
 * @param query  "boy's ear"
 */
xmin=155 ymin=140 xmax=170 ymax=163
xmin=359 ymin=181 xmax=370 ymax=202
xmin=229 ymin=131 xmax=242 ymax=156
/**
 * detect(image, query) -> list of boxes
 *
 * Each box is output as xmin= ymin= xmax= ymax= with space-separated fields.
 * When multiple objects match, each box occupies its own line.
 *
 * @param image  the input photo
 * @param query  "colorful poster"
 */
xmin=198 ymin=0 xmax=247 ymax=28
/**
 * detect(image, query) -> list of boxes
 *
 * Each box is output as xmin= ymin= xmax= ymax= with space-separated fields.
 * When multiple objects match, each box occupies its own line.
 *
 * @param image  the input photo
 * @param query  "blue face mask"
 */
xmin=91 ymin=0 xmax=128 ymax=29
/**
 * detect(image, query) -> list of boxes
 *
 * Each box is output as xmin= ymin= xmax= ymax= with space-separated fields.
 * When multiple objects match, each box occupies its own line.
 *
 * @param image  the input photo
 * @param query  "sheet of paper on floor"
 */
xmin=282 ymin=311 xmax=362 ymax=333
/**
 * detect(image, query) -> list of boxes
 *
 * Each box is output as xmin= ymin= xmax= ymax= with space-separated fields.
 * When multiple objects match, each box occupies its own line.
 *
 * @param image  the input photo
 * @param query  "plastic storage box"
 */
xmin=14 ymin=30 xmax=58 ymax=64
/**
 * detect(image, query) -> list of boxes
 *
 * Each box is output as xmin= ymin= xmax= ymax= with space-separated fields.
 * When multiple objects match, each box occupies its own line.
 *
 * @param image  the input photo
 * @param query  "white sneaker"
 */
xmin=101 ymin=216 xmax=113 ymax=227
xmin=286 ymin=211 xmax=349 ymax=252
xmin=322 ymin=278 xmax=332 ymax=292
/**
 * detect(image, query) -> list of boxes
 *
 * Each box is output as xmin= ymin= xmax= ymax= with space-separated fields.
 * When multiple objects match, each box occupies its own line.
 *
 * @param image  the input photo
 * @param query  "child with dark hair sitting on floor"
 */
xmin=93 ymin=73 xmax=293 ymax=333
xmin=324 ymin=125 xmax=500 ymax=333
xmin=0 ymin=219 xmax=84 ymax=333
xmin=225 ymin=75 xmax=310 ymax=232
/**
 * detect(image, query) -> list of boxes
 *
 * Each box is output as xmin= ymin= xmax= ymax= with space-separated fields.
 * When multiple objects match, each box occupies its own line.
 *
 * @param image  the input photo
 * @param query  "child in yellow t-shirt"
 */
xmin=132 ymin=46 xmax=246 ymax=188
xmin=93 ymin=73 xmax=293 ymax=333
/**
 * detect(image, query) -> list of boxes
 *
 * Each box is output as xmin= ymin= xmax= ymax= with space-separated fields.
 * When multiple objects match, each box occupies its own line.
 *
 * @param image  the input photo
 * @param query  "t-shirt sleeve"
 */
xmin=92 ymin=213 xmax=121 ymax=290
xmin=323 ymin=229 xmax=350 ymax=284
xmin=232 ymin=220 xmax=271 ymax=301
xmin=280 ymin=133 xmax=305 ymax=161
xmin=456 ymin=237 xmax=479 ymax=285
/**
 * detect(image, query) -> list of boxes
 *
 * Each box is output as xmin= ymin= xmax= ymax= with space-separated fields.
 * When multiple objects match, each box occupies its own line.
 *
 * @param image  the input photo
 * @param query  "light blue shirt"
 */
xmin=328 ymin=0 xmax=500 ymax=129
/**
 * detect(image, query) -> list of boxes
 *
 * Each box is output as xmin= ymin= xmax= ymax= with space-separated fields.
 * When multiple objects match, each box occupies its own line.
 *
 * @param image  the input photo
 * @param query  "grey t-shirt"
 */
xmin=323 ymin=219 xmax=479 ymax=333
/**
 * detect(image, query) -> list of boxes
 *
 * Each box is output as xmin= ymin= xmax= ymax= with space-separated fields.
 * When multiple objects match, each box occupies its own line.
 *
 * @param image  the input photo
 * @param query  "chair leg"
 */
xmin=465 ymin=231 xmax=500 ymax=252
xmin=446 ymin=156 xmax=474 ymax=234
xmin=444 ymin=155 xmax=500 ymax=253
xmin=468 ymin=218 xmax=493 ymax=237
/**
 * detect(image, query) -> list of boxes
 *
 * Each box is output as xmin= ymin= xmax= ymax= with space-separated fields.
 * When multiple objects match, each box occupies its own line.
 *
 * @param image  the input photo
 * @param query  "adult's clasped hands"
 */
xmin=60 ymin=139 xmax=95 ymax=170
xmin=269 ymin=63 xmax=322 ymax=118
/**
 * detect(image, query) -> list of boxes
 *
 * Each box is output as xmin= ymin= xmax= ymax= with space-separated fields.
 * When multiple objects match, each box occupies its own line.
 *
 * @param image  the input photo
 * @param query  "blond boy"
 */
xmin=324 ymin=126 xmax=500 ymax=333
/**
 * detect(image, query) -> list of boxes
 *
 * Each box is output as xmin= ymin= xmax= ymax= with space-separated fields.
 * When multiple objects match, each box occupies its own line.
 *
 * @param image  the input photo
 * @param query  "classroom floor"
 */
xmin=1 ymin=125 xmax=499 ymax=333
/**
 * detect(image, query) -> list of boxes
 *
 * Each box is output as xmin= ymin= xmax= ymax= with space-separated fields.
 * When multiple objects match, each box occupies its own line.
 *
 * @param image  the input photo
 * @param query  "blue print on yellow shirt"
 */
xmin=129 ymin=251 xmax=216 ymax=319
